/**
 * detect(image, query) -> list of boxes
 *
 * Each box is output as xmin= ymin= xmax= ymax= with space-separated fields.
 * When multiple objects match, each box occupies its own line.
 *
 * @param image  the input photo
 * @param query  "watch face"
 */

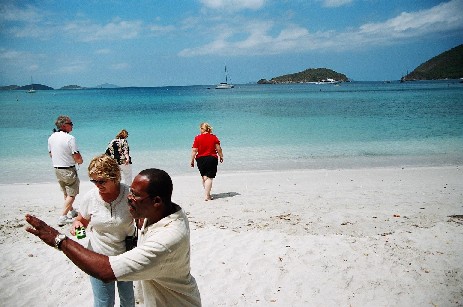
xmin=55 ymin=234 xmax=66 ymax=249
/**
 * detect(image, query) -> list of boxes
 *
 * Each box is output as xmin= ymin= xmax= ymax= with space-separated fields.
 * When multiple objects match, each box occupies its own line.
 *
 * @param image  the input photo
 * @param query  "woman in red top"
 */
xmin=190 ymin=122 xmax=224 ymax=201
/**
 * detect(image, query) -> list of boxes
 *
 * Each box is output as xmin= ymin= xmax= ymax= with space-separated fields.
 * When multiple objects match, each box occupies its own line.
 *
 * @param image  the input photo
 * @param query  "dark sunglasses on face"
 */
xmin=90 ymin=179 xmax=107 ymax=185
xmin=65 ymin=122 xmax=73 ymax=126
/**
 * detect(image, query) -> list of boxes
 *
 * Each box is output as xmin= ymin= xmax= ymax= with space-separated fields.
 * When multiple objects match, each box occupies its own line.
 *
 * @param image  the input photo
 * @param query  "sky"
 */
xmin=1 ymin=0 xmax=462 ymax=88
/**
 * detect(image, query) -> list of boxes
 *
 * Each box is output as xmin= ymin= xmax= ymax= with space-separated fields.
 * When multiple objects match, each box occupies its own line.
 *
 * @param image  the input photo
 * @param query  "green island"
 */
xmin=402 ymin=44 xmax=463 ymax=81
xmin=257 ymin=68 xmax=349 ymax=84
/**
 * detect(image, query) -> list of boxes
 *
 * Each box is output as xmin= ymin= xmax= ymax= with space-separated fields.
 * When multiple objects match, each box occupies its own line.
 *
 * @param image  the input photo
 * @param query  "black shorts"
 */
xmin=196 ymin=156 xmax=218 ymax=178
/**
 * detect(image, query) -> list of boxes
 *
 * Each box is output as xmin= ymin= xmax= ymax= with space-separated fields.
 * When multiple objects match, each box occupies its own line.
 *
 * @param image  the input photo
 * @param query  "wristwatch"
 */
xmin=54 ymin=233 xmax=67 ymax=250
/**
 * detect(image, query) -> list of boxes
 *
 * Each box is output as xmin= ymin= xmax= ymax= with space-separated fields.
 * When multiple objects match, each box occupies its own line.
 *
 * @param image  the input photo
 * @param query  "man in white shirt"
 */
xmin=25 ymin=168 xmax=202 ymax=306
xmin=48 ymin=115 xmax=83 ymax=226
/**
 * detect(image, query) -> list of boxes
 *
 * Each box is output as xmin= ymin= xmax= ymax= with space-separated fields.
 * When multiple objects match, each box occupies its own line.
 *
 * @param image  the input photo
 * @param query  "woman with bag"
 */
xmin=71 ymin=154 xmax=135 ymax=307
xmin=105 ymin=129 xmax=132 ymax=185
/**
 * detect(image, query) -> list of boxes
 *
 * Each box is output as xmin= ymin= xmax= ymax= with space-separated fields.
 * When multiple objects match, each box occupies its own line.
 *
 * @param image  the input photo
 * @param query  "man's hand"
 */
xmin=25 ymin=214 xmax=60 ymax=248
xmin=25 ymin=214 xmax=117 ymax=282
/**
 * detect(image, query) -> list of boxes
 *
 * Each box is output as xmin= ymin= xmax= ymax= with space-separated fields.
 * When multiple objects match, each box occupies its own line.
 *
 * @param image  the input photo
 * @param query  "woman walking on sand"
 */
xmin=190 ymin=122 xmax=224 ymax=201
xmin=105 ymin=129 xmax=132 ymax=185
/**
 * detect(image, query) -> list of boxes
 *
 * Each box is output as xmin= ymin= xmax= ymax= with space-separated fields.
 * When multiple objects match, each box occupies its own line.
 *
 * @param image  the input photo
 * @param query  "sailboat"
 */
xmin=215 ymin=65 xmax=234 ymax=89
xmin=27 ymin=77 xmax=36 ymax=93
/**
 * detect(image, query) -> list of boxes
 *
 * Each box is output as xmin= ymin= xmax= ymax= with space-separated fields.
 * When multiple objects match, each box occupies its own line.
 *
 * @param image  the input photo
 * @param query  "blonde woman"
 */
xmin=71 ymin=154 xmax=135 ymax=307
xmin=105 ymin=129 xmax=132 ymax=185
xmin=190 ymin=122 xmax=224 ymax=201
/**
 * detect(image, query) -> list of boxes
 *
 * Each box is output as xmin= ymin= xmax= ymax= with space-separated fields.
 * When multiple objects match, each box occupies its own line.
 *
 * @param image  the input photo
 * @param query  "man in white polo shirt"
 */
xmin=48 ymin=115 xmax=83 ymax=226
xmin=25 ymin=168 xmax=202 ymax=306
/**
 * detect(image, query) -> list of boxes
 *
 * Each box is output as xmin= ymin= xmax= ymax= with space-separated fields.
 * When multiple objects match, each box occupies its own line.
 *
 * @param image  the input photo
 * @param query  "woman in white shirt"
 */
xmin=71 ymin=154 xmax=135 ymax=307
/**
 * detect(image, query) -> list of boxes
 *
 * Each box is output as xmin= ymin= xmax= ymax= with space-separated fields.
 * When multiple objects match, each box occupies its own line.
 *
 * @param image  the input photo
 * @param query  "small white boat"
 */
xmin=215 ymin=82 xmax=234 ymax=89
xmin=315 ymin=78 xmax=340 ymax=85
xmin=215 ymin=65 xmax=234 ymax=89
xmin=27 ymin=77 xmax=36 ymax=93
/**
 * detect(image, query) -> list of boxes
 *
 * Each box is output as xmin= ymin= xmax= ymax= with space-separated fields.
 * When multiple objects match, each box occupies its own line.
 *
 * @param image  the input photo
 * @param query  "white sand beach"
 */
xmin=1 ymin=166 xmax=462 ymax=306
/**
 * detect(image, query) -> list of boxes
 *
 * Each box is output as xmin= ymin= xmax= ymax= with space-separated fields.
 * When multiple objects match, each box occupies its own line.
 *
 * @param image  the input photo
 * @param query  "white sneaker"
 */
xmin=68 ymin=209 xmax=78 ymax=218
xmin=58 ymin=216 xmax=73 ymax=227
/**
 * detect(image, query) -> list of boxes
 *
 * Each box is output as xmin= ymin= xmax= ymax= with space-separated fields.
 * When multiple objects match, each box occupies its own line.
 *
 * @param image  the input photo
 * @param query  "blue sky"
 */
xmin=1 ymin=0 xmax=462 ymax=88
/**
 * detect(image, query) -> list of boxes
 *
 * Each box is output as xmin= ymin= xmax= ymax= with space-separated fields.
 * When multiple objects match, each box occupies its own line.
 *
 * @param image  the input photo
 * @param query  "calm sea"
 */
xmin=0 ymin=81 xmax=462 ymax=184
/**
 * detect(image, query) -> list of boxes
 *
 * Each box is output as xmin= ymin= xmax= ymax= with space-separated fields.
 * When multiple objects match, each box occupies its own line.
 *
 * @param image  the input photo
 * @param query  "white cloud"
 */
xmin=180 ymin=0 xmax=463 ymax=57
xmin=63 ymin=18 xmax=143 ymax=42
xmin=179 ymin=23 xmax=312 ymax=56
xmin=29 ymin=64 xmax=39 ymax=72
xmin=1 ymin=4 xmax=144 ymax=42
xmin=57 ymin=62 xmax=89 ymax=74
xmin=148 ymin=24 xmax=176 ymax=35
xmin=320 ymin=0 xmax=353 ymax=8
xmin=200 ymin=0 xmax=266 ymax=11
xmin=0 ymin=48 xmax=44 ymax=72
xmin=9 ymin=24 xmax=52 ymax=39
xmin=0 ymin=4 xmax=43 ymax=23
xmin=95 ymin=49 xmax=111 ymax=55
xmin=0 ymin=49 xmax=27 ymax=60
xmin=358 ymin=0 xmax=463 ymax=39
xmin=111 ymin=63 xmax=129 ymax=70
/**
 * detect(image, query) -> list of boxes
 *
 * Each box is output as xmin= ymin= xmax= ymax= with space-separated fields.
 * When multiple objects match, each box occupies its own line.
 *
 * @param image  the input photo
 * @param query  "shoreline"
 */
xmin=1 ymin=155 xmax=462 ymax=185
xmin=1 ymin=166 xmax=462 ymax=306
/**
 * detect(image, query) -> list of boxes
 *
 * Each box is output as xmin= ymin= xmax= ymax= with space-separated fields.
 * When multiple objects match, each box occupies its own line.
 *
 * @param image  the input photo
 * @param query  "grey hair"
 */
xmin=55 ymin=115 xmax=71 ymax=130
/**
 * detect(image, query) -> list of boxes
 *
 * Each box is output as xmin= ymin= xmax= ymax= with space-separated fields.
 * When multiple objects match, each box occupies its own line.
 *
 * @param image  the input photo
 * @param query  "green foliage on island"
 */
xmin=0 ymin=84 xmax=54 ymax=90
xmin=258 ymin=68 xmax=349 ymax=84
xmin=0 ymin=85 xmax=21 ymax=90
xmin=0 ymin=83 xmax=122 ymax=90
xmin=19 ymin=84 xmax=54 ymax=90
xmin=403 ymin=44 xmax=463 ymax=81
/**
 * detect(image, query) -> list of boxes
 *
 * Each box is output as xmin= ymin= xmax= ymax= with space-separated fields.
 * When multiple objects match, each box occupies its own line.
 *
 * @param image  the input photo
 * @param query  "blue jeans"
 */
xmin=90 ymin=276 xmax=135 ymax=307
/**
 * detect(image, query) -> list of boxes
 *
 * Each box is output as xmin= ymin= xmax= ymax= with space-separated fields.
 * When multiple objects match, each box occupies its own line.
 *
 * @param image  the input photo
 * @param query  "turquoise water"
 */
xmin=1 ymin=81 xmax=462 ymax=184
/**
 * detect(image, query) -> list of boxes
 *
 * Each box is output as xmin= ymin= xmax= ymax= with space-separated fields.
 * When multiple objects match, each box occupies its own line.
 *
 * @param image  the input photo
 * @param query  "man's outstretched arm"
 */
xmin=25 ymin=214 xmax=116 ymax=283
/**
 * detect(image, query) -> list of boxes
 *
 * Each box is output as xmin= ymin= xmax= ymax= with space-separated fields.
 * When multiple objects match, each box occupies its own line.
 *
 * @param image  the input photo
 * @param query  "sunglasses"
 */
xmin=65 ymin=122 xmax=73 ymax=126
xmin=128 ymin=190 xmax=151 ymax=202
xmin=90 ymin=179 xmax=107 ymax=185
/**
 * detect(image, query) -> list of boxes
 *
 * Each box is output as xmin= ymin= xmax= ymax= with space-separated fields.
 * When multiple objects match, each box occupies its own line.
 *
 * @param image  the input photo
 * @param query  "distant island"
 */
xmin=1 ymin=84 xmax=55 ymax=91
xmin=402 ymin=44 xmax=463 ymax=81
xmin=94 ymin=83 xmax=120 ymax=89
xmin=60 ymin=84 xmax=120 ymax=90
xmin=257 ymin=68 xmax=349 ymax=84
xmin=0 ymin=83 xmax=120 ymax=91
xmin=60 ymin=85 xmax=86 ymax=90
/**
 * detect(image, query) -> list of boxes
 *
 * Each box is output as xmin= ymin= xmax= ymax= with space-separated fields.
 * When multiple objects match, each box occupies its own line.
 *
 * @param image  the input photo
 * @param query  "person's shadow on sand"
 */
xmin=211 ymin=192 xmax=240 ymax=200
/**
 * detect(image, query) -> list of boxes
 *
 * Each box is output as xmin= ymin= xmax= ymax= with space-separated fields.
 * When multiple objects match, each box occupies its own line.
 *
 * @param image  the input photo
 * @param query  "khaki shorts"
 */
xmin=54 ymin=168 xmax=80 ymax=197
